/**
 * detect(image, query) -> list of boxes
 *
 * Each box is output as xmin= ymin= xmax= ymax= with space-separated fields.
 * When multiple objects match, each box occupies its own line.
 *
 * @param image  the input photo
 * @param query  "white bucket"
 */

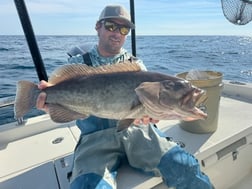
xmin=177 ymin=71 xmax=223 ymax=134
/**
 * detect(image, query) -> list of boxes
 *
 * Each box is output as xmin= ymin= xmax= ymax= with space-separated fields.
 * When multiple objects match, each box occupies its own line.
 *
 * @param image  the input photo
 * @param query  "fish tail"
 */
xmin=14 ymin=80 xmax=40 ymax=120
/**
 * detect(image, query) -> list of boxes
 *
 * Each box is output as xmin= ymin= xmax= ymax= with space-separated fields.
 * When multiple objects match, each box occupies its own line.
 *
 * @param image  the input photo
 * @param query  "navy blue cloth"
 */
xmin=76 ymin=116 xmax=117 ymax=135
xmin=158 ymin=145 xmax=212 ymax=189
xmin=70 ymin=173 xmax=113 ymax=189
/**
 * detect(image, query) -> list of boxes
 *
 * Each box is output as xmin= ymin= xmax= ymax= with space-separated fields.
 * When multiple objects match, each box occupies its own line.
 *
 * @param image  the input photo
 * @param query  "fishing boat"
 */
xmin=1 ymin=0 xmax=252 ymax=189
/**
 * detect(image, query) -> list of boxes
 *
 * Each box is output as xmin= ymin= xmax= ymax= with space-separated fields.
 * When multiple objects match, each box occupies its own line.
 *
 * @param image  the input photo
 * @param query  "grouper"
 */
xmin=14 ymin=61 xmax=207 ymax=130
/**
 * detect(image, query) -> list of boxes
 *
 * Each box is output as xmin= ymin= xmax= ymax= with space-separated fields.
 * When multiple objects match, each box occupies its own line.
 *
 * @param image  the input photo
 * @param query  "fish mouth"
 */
xmin=181 ymin=87 xmax=206 ymax=106
xmin=181 ymin=87 xmax=208 ymax=120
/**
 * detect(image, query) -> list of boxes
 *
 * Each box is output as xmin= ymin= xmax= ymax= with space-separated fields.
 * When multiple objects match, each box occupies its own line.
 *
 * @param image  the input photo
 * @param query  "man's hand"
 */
xmin=133 ymin=115 xmax=159 ymax=126
xmin=36 ymin=80 xmax=52 ymax=112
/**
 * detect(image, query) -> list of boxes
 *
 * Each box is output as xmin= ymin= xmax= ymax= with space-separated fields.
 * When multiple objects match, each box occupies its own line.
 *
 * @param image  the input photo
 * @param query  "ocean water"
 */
xmin=0 ymin=35 xmax=252 ymax=125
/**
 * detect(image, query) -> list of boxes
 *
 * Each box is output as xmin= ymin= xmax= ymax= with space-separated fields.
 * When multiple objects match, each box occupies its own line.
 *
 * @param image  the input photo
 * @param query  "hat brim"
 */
xmin=99 ymin=16 xmax=135 ymax=29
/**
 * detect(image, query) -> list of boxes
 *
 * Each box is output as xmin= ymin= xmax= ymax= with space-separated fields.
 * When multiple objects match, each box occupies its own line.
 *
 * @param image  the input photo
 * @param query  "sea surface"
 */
xmin=0 ymin=35 xmax=252 ymax=125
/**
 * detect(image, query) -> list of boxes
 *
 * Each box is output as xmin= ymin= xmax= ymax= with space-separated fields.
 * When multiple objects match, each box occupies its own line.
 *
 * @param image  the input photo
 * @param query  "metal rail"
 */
xmin=0 ymin=96 xmax=15 ymax=108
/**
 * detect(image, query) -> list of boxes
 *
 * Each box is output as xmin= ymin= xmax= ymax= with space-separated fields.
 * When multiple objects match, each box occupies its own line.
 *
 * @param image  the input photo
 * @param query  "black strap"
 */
xmin=82 ymin=52 xmax=92 ymax=66
xmin=82 ymin=53 xmax=136 ymax=66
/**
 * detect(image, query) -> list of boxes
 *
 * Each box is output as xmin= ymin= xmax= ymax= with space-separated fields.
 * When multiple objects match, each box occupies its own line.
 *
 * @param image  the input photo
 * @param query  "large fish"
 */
xmin=14 ymin=62 xmax=207 ymax=130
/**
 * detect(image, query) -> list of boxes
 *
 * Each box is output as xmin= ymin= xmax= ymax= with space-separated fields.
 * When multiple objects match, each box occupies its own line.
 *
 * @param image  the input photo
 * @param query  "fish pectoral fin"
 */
xmin=48 ymin=104 xmax=87 ymax=123
xmin=117 ymin=119 xmax=134 ymax=131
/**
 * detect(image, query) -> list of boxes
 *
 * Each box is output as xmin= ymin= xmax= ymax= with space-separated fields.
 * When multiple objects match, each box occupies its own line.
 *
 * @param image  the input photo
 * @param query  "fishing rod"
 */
xmin=130 ymin=0 xmax=136 ymax=57
xmin=14 ymin=0 xmax=48 ymax=81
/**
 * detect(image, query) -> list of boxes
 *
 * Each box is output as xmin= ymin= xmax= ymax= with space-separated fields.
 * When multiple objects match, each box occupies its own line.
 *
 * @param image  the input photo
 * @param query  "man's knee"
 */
xmin=70 ymin=173 xmax=113 ymax=189
xmin=157 ymin=146 xmax=213 ymax=189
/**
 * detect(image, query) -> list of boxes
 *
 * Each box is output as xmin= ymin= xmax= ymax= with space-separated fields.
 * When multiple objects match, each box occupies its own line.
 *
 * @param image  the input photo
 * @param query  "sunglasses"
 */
xmin=102 ymin=20 xmax=131 ymax=35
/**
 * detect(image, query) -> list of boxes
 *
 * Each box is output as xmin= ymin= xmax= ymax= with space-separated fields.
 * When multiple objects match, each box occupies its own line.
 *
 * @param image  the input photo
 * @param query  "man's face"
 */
xmin=97 ymin=19 xmax=130 ymax=56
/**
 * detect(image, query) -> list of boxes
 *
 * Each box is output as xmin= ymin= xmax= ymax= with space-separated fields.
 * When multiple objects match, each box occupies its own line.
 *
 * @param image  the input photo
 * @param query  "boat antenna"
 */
xmin=130 ymin=0 xmax=136 ymax=57
xmin=221 ymin=0 xmax=252 ymax=25
xmin=14 ymin=0 xmax=48 ymax=81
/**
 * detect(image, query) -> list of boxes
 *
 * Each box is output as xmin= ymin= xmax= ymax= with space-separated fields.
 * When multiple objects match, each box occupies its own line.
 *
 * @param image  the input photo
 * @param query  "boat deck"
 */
xmin=0 ymin=81 xmax=252 ymax=189
xmin=155 ymin=96 xmax=252 ymax=189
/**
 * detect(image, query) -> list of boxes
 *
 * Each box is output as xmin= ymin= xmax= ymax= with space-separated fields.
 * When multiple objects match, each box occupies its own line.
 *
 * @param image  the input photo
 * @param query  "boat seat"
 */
xmin=0 ymin=162 xmax=59 ymax=189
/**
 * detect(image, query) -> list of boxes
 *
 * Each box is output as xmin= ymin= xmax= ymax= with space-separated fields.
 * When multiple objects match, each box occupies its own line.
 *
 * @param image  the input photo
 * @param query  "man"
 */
xmin=37 ymin=5 xmax=213 ymax=189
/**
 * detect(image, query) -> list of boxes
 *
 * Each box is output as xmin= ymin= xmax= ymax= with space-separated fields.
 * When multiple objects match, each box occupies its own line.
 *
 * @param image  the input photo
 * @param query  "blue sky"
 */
xmin=1 ymin=0 xmax=252 ymax=36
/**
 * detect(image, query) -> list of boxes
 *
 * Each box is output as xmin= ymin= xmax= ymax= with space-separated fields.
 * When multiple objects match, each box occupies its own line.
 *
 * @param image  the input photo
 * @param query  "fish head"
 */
xmin=135 ymin=79 xmax=207 ymax=121
xmin=159 ymin=79 xmax=203 ymax=107
xmin=159 ymin=79 xmax=207 ymax=120
xmin=159 ymin=79 xmax=192 ymax=103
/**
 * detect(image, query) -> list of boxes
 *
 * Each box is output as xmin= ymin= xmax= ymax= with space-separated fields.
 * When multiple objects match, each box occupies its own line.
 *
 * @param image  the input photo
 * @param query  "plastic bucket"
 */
xmin=176 ymin=71 xmax=223 ymax=133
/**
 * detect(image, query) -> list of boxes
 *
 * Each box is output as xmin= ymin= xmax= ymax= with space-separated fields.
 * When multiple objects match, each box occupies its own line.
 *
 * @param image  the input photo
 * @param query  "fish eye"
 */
xmin=162 ymin=80 xmax=174 ymax=90
xmin=173 ymin=81 xmax=188 ymax=91
xmin=161 ymin=80 xmax=190 ymax=93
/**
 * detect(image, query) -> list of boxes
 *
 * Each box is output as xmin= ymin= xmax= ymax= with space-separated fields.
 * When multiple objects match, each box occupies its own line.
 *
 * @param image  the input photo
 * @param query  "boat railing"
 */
xmin=0 ymin=96 xmax=15 ymax=108
xmin=0 ymin=96 xmax=24 ymax=125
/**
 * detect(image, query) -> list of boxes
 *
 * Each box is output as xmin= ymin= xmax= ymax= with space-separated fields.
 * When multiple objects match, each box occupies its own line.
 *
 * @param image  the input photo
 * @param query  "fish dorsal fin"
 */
xmin=49 ymin=60 xmax=142 ymax=85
